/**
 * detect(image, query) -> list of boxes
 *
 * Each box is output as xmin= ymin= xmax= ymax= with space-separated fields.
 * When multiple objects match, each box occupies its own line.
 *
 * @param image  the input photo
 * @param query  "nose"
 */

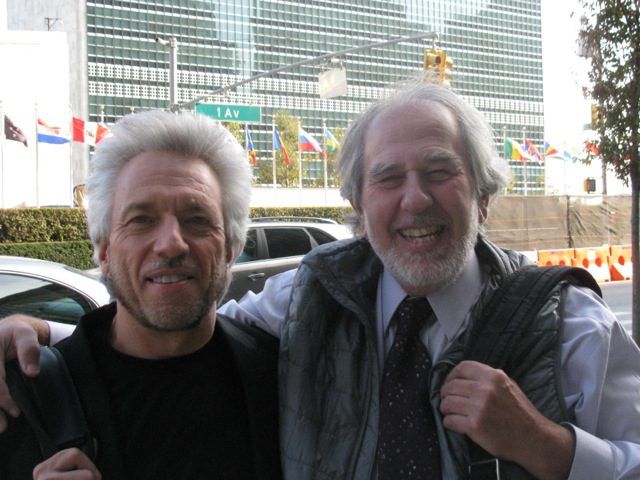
xmin=153 ymin=217 xmax=189 ymax=258
xmin=400 ymin=173 xmax=432 ymax=213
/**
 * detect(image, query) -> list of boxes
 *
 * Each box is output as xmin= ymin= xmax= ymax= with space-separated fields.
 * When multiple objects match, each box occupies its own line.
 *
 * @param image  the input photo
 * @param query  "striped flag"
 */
xmin=325 ymin=128 xmax=340 ymax=153
xmin=37 ymin=118 xmax=69 ymax=144
xmin=246 ymin=127 xmax=257 ymax=166
xmin=273 ymin=127 xmax=291 ymax=165
xmin=504 ymin=138 xmax=528 ymax=161
xmin=299 ymin=127 xmax=326 ymax=158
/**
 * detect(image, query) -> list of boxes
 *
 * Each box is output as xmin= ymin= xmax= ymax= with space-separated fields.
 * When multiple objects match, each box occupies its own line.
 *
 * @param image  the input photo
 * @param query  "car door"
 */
xmin=225 ymin=226 xmax=315 ymax=302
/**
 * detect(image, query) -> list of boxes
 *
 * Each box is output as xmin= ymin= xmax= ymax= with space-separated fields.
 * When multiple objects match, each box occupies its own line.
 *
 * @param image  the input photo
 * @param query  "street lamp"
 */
xmin=156 ymin=37 xmax=178 ymax=111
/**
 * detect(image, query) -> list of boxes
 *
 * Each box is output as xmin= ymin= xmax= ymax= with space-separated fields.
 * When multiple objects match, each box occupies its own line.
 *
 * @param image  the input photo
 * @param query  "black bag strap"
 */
xmin=6 ymin=346 xmax=95 ymax=460
xmin=464 ymin=265 xmax=600 ymax=479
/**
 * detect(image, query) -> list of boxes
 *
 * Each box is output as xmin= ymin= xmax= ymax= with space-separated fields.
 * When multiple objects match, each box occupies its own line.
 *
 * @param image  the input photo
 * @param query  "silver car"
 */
xmin=0 ymin=256 xmax=111 ymax=325
xmin=226 ymin=217 xmax=353 ymax=302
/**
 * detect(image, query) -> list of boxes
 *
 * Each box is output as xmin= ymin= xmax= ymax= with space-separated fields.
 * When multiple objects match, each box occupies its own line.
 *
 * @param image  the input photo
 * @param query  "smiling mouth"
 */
xmin=399 ymin=225 xmax=445 ymax=242
xmin=149 ymin=274 xmax=193 ymax=284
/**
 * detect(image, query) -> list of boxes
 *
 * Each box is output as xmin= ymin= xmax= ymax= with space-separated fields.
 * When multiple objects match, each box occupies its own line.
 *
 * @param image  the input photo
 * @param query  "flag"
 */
xmin=563 ymin=149 xmax=576 ymax=163
xmin=273 ymin=127 xmax=291 ymax=165
xmin=584 ymin=140 xmax=600 ymax=156
xmin=544 ymin=141 xmax=559 ymax=157
xmin=72 ymin=117 xmax=109 ymax=146
xmin=325 ymin=128 xmax=340 ymax=153
xmin=37 ymin=118 xmax=69 ymax=144
xmin=246 ymin=128 xmax=257 ymax=166
xmin=523 ymin=138 xmax=542 ymax=161
xmin=504 ymin=138 xmax=528 ymax=161
xmin=299 ymin=127 xmax=326 ymax=157
xmin=3 ymin=115 xmax=28 ymax=146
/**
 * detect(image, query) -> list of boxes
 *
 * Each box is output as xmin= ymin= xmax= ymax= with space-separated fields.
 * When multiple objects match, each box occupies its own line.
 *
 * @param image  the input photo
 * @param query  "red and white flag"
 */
xmin=72 ymin=117 xmax=110 ymax=146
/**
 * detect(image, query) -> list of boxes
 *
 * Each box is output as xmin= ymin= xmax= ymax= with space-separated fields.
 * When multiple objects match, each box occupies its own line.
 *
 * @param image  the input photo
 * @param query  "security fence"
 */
xmin=485 ymin=195 xmax=632 ymax=251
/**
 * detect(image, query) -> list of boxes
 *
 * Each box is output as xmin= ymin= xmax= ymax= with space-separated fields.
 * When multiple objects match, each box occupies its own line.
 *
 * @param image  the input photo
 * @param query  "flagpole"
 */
xmin=0 ymin=100 xmax=5 ymax=208
xmin=297 ymin=119 xmax=302 ymax=205
xmin=271 ymin=118 xmax=276 ymax=195
xmin=562 ymin=142 xmax=567 ymax=196
xmin=322 ymin=119 xmax=328 ymax=206
xmin=68 ymin=105 xmax=74 ymax=207
xmin=35 ymin=103 xmax=40 ymax=208
xmin=244 ymin=122 xmax=248 ymax=163
xmin=521 ymin=127 xmax=527 ymax=196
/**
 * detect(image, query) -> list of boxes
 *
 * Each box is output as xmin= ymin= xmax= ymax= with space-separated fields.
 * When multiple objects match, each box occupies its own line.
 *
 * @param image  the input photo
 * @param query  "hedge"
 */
xmin=0 ymin=207 xmax=354 ymax=267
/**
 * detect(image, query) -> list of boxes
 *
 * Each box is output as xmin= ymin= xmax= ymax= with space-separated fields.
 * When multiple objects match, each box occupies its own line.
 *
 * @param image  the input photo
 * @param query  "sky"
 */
xmin=541 ymin=0 xmax=589 ymax=152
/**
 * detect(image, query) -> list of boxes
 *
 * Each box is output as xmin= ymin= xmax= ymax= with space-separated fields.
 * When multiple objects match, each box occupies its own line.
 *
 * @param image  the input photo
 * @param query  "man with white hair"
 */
xmin=0 ymin=110 xmax=281 ymax=479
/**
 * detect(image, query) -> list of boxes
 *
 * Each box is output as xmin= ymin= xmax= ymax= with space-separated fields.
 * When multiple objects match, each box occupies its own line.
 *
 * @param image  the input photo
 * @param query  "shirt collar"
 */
xmin=380 ymin=249 xmax=485 ymax=340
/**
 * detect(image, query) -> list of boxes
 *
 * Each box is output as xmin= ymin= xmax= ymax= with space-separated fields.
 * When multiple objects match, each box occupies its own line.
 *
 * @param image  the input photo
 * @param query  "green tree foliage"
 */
xmin=579 ymin=0 xmax=640 ymax=341
xmin=222 ymin=121 xmax=242 ymax=144
xmin=254 ymin=110 xmax=300 ymax=187
xmin=325 ymin=126 xmax=345 ymax=187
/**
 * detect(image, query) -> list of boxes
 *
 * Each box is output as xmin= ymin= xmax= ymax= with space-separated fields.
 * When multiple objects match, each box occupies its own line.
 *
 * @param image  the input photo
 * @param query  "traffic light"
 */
xmin=439 ymin=55 xmax=454 ymax=86
xmin=583 ymin=177 xmax=596 ymax=193
xmin=424 ymin=48 xmax=443 ymax=70
xmin=590 ymin=104 xmax=600 ymax=129
xmin=423 ymin=49 xmax=452 ymax=86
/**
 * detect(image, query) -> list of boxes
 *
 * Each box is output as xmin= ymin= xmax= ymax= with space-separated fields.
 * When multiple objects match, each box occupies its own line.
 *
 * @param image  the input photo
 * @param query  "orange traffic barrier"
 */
xmin=537 ymin=248 xmax=576 ymax=267
xmin=609 ymin=244 xmax=632 ymax=281
xmin=572 ymin=246 xmax=611 ymax=283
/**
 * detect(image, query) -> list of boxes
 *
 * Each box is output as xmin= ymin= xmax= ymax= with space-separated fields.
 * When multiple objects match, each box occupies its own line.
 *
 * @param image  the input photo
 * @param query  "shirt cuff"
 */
xmin=566 ymin=424 xmax=614 ymax=480
xmin=47 ymin=321 xmax=75 ymax=345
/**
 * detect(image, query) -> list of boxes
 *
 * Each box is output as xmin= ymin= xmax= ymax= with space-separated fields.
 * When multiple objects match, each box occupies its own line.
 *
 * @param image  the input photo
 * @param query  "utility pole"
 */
xmin=156 ymin=37 xmax=178 ymax=111
xmin=176 ymin=32 xmax=438 ymax=111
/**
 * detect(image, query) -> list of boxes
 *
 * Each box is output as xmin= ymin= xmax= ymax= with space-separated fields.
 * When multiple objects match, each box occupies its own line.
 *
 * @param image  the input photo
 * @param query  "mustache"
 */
xmin=145 ymin=256 xmax=199 ymax=271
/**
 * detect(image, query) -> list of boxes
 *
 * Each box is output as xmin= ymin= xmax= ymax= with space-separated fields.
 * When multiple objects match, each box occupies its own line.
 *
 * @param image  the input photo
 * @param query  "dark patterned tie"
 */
xmin=377 ymin=296 xmax=441 ymax=479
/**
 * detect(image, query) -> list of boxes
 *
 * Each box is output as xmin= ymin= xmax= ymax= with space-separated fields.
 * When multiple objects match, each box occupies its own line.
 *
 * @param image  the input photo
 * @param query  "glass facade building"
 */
xmin=86 ymin=0 xmax=544 ymax=193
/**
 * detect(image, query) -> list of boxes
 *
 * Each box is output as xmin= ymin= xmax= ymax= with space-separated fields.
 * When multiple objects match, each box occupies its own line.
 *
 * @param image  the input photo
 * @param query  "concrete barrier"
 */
xmin=609 ymin=244 xmax=632 ymax=281
xmin=572 ymin=246 xmax=611 ymax=283
xmin=537 ymin=248 xmax=575 ymax=267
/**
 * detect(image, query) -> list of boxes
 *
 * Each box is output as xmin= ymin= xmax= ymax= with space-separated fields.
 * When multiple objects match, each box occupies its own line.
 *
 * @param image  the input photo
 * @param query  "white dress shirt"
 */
xmin=50 ymin=253 xmax=640 ymax=478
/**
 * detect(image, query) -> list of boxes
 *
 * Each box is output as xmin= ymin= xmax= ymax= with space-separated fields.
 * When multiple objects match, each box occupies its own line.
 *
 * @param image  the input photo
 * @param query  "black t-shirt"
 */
xmin=87 ymin=318 xmax=257 ymax=479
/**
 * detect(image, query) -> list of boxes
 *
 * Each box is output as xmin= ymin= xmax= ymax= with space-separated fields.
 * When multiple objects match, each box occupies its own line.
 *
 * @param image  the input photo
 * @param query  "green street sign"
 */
xmin=195 ymin=103 xmax=261 ymax=123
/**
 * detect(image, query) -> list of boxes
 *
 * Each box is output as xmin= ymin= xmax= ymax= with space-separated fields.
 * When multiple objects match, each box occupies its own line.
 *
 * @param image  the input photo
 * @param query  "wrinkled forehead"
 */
xmin=363 ymin=100 xmax=462 ymax=162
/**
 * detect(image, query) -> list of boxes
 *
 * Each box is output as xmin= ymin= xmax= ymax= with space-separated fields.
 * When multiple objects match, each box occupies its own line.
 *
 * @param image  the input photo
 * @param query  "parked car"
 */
xmin=226 ymin=217 xmax=353 ymax=302
xmin=0 ymin=256 xmax=111 ymax=325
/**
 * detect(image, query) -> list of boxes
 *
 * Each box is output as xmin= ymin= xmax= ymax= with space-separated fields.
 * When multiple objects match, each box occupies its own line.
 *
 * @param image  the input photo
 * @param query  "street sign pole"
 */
xmin=177 ymin=32 xmax=438 ymax=111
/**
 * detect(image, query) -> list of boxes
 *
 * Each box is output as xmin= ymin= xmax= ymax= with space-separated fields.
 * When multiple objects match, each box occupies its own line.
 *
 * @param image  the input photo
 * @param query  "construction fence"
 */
xmin=485 ymin=194 xmax=632 ymax=251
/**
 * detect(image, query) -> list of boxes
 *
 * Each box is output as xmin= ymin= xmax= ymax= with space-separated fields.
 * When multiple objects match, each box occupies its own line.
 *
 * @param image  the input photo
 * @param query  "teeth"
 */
xmin=400 ymin=226 xmax=441 ymax=239
xmin=151 ymin=274 xmax=189 ymax=284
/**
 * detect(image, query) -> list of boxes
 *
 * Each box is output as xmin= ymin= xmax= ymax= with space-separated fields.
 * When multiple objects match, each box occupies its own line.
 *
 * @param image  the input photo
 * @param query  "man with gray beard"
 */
xmin=235 ymin=80 xmax=640 ymax=479
xmin=0 ymin=110 xmax=281 ymax=480
xmin=2 ymin=80 xmax=640 ymax=479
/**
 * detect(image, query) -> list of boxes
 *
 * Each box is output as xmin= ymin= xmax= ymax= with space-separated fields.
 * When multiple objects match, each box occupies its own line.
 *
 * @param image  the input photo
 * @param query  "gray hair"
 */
xmin=86 ymin=109 xmax=251 ymax=264
xmin=339 ymin=79 xmax=509 ymax=215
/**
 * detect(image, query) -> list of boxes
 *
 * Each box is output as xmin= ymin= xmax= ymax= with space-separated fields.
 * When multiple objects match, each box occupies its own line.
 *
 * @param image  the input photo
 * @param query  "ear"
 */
xmin=349 ymin=199 xmax=367 ymax=238
xmin=98 ymin=241 xmax=111 ymax=278
xmin=477 ymin=194 xmax=489 ymax=224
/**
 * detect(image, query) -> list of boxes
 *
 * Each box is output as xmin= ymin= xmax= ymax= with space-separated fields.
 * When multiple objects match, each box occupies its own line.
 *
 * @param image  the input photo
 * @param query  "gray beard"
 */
xmin=367 ymin=210 xmax=479 ymax=295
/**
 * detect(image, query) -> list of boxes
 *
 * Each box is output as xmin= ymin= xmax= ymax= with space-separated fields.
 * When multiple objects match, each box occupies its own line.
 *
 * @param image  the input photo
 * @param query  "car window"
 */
xmin=236 ymin=228 xmax=258 ymax=263
xmin=307 ymin=227 xmax=338 ymax=245
xmin=264 ymin=227 xmax=312 ymax=258
xmin=0 ymin=273 xmax=95 ymax=325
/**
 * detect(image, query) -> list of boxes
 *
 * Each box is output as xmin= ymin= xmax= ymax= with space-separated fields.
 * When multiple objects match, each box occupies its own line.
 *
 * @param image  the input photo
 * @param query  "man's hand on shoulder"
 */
xmin=0 ymin=314 xmax=48 ymax=432
xmin=440 ymin=360 xmax=575 ymax=480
